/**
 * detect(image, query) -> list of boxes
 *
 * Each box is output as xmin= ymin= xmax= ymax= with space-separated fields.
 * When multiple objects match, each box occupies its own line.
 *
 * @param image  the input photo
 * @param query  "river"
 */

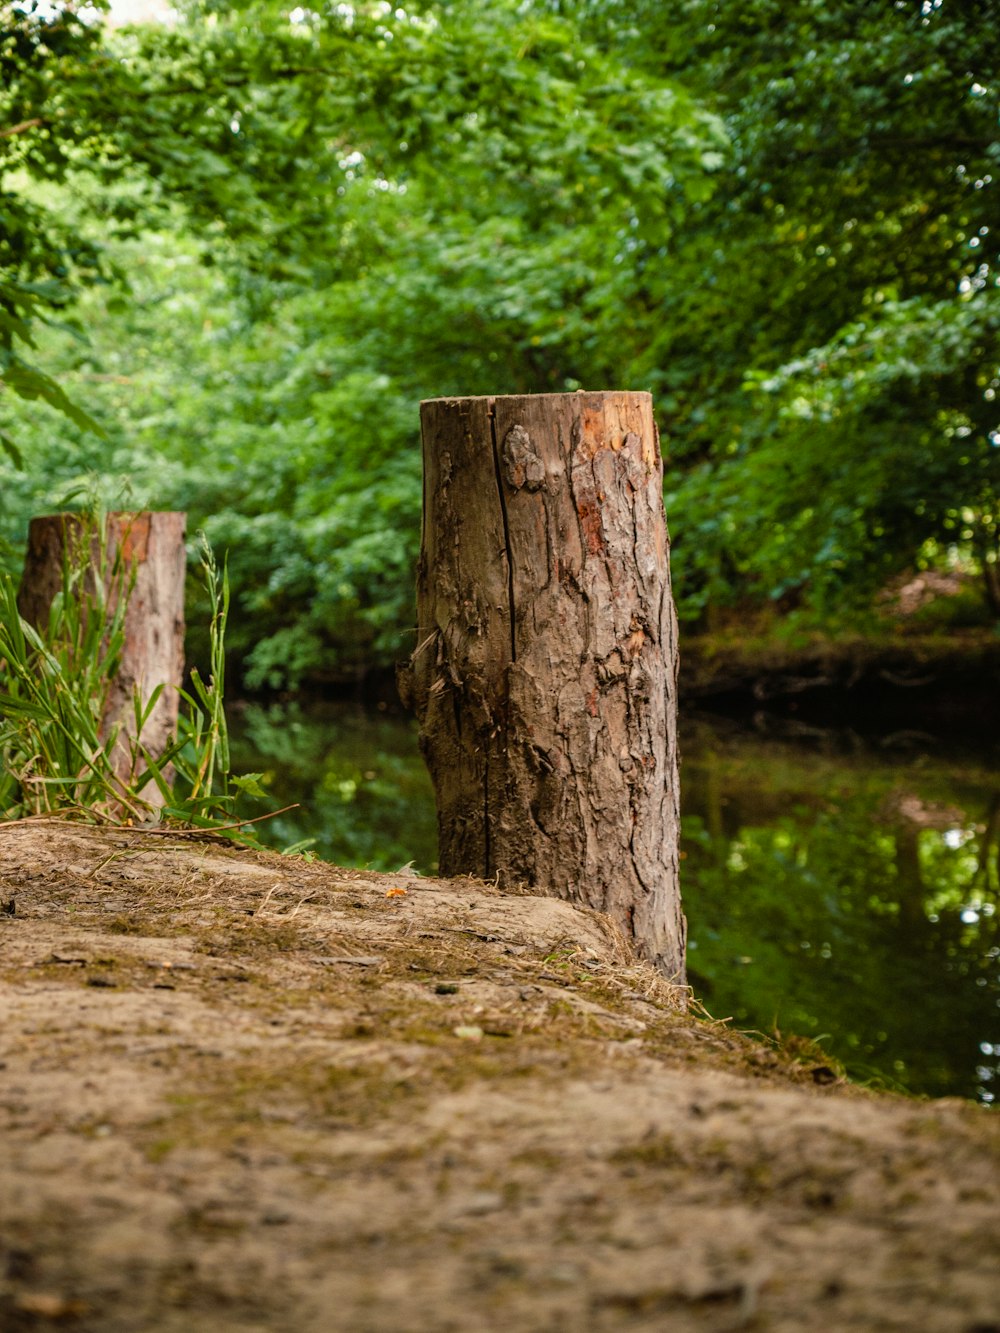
xmin=228 ymin=700 xmax=1000 ymax=1104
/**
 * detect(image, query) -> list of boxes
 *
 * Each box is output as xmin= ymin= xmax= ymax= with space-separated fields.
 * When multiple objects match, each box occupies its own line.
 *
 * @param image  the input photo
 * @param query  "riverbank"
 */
xmin=2 ymin=821 xmax=998 ymax=1331
xmin=678 ymin=626 xmax=1000 ymax=728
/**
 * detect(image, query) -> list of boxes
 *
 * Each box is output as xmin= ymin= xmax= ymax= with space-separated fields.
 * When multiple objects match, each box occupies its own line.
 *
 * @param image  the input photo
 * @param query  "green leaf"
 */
xmin=0 ymin=432 xmax=24 ymax=468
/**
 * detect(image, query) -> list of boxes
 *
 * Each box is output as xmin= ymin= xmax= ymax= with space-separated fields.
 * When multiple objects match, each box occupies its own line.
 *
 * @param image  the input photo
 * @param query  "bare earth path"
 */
xmin=1 ymin=822 xmax=998 ymax=1332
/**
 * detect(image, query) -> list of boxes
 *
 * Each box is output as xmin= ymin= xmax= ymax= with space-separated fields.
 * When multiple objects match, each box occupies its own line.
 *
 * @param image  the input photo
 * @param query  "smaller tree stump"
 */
xmin=17 ymin=512 xmax=187 ymax=795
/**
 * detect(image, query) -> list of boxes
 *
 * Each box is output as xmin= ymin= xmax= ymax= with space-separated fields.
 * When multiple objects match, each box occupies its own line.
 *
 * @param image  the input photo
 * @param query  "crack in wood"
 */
xmin=485 ymin=402 xmax=517 ymax=878
xmin=488 ymin=401 xmax=518 ymax=667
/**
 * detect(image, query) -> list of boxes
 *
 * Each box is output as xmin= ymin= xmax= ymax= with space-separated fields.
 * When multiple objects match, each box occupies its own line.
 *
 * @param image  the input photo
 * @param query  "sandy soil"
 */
xmin=1 ymin=820 xmax=998 ymax=1332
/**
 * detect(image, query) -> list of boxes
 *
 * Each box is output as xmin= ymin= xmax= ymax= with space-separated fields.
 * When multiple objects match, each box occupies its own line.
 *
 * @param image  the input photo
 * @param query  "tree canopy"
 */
xmin=642 ymin=0 xmax=1000 ymax=619
xmin=1 ymin=0 xmax=997 ymax=683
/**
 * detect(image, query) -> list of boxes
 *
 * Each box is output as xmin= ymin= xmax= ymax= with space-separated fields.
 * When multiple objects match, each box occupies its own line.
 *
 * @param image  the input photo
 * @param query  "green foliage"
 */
xmin=746 ymin=292 xmax=1000 ymax=612
xmin=0 ymin=0 xmax=121 ymax=444
xmin=1 ymin=0 xmax=726 ymax=682
xmin=642 ymin=0 xmax=1000 ymax=618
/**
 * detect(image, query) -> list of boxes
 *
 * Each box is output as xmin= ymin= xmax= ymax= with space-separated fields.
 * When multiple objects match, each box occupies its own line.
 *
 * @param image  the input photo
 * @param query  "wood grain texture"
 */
xmin=406 ymin=393 xmax=684 ymax=981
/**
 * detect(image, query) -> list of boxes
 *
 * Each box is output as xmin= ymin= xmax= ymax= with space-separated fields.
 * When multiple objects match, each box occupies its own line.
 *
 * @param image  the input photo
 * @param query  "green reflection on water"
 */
xmin=229 ymin=701 xmax=1000 ymax=1103
xmin=228 ymin=701 xmax=438 ymax=874
xmin=682 ymin=720 xmax=1000 ymax=1104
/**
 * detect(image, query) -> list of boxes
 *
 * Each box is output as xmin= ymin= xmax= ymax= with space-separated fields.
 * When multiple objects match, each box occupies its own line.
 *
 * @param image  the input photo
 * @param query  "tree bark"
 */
xmin=17 ymin=512 xmax=186 ymax=795
xmin=403 ymin=392 xmax=684 ymax=982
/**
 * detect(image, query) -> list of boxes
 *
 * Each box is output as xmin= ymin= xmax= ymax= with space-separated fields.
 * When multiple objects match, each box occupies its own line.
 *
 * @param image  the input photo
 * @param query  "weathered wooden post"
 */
xmin=404 ymin=392 xmax=685 ymax=981
xmin=17 ymin=511 xmax=186 ymax=794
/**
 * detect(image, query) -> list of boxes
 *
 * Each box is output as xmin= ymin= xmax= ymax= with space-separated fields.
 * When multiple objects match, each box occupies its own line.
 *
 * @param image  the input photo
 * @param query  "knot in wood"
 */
xmin=502 ymin=425 xmax=545 ymax=492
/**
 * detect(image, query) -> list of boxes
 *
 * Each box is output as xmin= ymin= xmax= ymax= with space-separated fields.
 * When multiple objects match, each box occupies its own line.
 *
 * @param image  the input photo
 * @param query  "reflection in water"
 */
xmin=229 ymin=701 xmax=1000 ymax=1104
xmin=681 ymin=719 xmax=1000 ymax=1104
xmin=228 ymin=701 xmax=438 ymax=874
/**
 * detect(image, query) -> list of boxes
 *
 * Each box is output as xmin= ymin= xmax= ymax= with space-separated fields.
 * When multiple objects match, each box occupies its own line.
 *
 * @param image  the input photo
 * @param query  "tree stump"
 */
xmin=404 ymin=392 xmax=685 ymax=981
xmin=17 ymin=512 xmax=187 ymax=796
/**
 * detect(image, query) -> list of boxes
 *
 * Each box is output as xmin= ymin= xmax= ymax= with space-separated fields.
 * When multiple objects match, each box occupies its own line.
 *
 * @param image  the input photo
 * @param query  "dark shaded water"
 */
xmin=228 ymin=701 xmax=1000 ymax=1104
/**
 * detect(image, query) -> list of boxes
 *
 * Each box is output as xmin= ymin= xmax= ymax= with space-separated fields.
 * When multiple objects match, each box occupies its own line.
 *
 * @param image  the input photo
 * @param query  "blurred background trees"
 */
xmin=2 ymin=0 xmax=997 ymax=686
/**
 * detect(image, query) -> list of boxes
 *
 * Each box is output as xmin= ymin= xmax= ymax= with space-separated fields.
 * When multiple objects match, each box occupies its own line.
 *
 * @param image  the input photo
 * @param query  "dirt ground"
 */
xmin=1 ymin=821 xmax=998 ymax=1332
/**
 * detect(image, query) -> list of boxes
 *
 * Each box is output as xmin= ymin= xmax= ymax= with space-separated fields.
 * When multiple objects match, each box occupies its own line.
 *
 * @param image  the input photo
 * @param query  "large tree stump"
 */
xmin=404 ymin=392 xmax=684 ymax=981
xmin=17 ymin=512 xmax=186 ymax=795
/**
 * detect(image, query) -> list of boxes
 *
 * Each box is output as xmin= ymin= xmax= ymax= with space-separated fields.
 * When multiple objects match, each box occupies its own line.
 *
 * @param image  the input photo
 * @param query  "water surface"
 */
xmin=228 ymin=701 xmax=1000 ymax=1103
